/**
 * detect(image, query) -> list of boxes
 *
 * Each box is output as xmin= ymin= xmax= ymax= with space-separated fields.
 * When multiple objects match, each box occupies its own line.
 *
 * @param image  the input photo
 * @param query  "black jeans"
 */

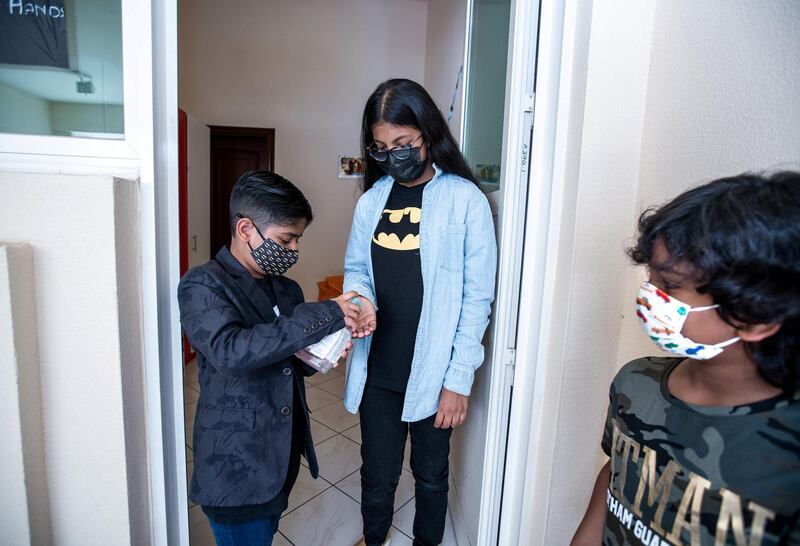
xmin=359 ymin=384 xmax=452 ymax=546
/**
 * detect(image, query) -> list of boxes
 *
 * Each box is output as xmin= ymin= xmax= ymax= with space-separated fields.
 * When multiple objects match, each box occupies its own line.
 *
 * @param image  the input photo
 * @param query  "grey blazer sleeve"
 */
xmin=178 ymin=269 xmax=345 ymax=376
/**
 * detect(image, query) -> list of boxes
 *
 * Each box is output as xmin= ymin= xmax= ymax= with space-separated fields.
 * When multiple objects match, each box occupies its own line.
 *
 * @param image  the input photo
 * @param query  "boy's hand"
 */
xmin=352 ymin=296 xmax=377 ymax=338
xmin=434 ymin=388 xmax=469 ymax=428
xmin=333 ymin=291 xmax=362 ymax=332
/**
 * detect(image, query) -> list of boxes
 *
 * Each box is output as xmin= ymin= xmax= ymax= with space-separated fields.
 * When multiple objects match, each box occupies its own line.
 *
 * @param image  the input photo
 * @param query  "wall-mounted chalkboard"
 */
xmin=0 ymin=1 xmax=68 ymax=69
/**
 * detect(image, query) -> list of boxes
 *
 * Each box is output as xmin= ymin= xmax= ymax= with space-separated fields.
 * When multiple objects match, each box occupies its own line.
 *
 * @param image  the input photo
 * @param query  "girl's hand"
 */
xmin=353 ymin=296 xmax=377 ymax=338
xmin=434 ymin=388 xmax=469 ymax=428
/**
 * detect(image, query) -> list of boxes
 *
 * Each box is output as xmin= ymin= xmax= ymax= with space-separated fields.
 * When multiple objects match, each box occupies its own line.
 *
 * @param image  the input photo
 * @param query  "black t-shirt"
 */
xmin=201 ymin=276 xmax=305 ymax=524
xmin=367 ymin=181 xmax=427 ymax=392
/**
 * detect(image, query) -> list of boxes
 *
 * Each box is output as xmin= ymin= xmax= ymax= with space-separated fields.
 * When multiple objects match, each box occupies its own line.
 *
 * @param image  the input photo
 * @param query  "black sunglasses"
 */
xmin=368 ymin=134 xmax=423 ymax=162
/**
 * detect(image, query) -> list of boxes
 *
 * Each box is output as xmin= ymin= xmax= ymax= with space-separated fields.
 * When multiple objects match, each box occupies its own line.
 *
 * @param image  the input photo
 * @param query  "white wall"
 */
xmin=424 ymin=0 xmax=468 ymax=143
xmin=0 ymin=173 xmax=147 ymax=545
xmin=616 ymin=0 xmax=800 ymax=365
xmin=186 ymin=114 xmax=211 ymax=268
xmin=522 ymin=1 xmax=800 ymax=544
xmin=179 ymin=0 xmax=429 ymax=298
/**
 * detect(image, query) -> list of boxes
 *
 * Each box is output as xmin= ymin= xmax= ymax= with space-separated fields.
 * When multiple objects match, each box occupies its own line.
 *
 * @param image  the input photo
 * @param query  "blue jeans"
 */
xmin=207 ymin=515 xmax=280 ymax=546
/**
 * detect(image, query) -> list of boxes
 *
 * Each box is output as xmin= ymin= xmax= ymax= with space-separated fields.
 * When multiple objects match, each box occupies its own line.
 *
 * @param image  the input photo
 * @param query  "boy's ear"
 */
xmin=233 ymin=217 xmax=253 ymax=243
xmin=736 ymin=322 xmax=782 ymax=342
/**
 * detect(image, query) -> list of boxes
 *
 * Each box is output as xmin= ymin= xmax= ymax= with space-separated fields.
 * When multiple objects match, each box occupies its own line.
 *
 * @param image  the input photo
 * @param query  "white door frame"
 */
xmin=497 ymin=0 xmax=580 ymax=544
xmin=151 ymin=0 xmax=185 ymax=544
xmin=466 ymin=0 xmax=541 ymax=544
xmin=148 ymin=1 xmax=574 ymax=544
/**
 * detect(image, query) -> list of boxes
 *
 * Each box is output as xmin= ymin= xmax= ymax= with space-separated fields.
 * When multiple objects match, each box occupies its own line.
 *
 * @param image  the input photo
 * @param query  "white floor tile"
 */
xmin=286 ymin=465 xmax=332 ymax=514
xmin=306 ymin=368 xmax=343 ymax=386
xmin=188 ymin=505 xmax=215 ymax=546
xmin=186 ymin=445 xmax=193 ymax=463
xmin=280 ymin=487 xmax=362 ymax=546
xmin=313 ymin=435 xmax=362 ymax=484
xmin=310 ymin=419 xmax=338 ymax=446
xmin=185 ymin=402 xmax=197 ymax=449
xmin=312 ymin=402 xmax=359 ymax=433
xmin=185 ymin=401 xmax=197 ymax=428
xmin=186 ymin=460 xmax=196 ymax=508
xmin=393 ymin=500 xmax=414 ymax=538
xmin=390 ymin=528 xmax=413 ymax=546
xmin=403 ymin=438 xmax=411 ymax=472
xmin=342 ymin=424 xmax=362 ymax=444
xmin=392 ymin=501 xmax=457 ymax=546
xmin=184 ymin=384 xmax=200 ymax=404
xmin=184 ymin=359 xmax=199 ymax=387
xmin=273 ymin=532 xmax=293 ymax=546
xmin=442 ymin=510 xmax=458 ymax=546
xmin=336 ymin=469 xmax=414 ymax=512
xmin=316 ymin=374 xmax=346 ymax=397
xmin=305 ymin=386 xmax=341 ymax=411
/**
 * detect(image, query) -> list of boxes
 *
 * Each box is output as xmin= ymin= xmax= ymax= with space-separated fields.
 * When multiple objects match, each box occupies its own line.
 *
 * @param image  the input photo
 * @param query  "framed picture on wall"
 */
xmin=339 ymin=156 xmax=365 ymax=179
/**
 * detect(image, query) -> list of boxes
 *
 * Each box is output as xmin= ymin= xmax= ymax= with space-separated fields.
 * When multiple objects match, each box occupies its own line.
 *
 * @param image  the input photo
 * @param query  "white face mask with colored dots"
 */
xmin=636 ymin=281 xmax=740 ymax=360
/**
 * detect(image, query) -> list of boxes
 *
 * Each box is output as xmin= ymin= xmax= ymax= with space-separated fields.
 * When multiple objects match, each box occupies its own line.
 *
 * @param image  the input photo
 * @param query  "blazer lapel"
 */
xmin=216 ymin=247 xmax=278 ymax=324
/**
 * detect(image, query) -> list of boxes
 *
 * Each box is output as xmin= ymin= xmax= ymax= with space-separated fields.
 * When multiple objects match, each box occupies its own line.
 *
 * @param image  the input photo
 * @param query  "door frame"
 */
xmin=148 ymin=1 xmax=572 ymax=545
xmin=463 ymin=0 xmax=541 ymax=544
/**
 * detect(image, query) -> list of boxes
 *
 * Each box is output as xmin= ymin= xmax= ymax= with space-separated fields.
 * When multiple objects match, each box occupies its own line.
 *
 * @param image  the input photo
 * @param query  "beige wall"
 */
xmin=186 ymin=114 xmax=211 ymax=269
xmin=524 ymin=0 xmax=800 ymax=543
xmin=424 ymin=0 xmax=467 ymax=143
xmin=616 ymin=0 xmax=800 ymax=365
xmin=0 ymin=172 xmax=147 ymax=545
xmin=179 ymin=0 xmax=429 ymax=298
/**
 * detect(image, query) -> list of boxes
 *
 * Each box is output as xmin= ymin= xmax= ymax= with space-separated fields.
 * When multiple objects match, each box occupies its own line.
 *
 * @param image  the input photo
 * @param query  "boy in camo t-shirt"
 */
xmin=572 ymin=172 xmax=800 ymax=546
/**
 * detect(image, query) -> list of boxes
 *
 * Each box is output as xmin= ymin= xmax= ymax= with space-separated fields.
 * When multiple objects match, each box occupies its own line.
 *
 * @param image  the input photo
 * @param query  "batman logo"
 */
xmin=373 ymin=207 xmax=421 ymax=251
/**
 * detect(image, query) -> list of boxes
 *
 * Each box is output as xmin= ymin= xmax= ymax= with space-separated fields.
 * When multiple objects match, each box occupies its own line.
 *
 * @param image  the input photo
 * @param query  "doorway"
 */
xmin=175 ymin=0 xmax=539 ymax=544
xmin=209 ymin=126 xmax=275 ymax=256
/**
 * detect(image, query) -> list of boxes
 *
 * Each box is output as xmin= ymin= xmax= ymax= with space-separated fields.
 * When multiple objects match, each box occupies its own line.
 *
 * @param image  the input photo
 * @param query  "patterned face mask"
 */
xmin=244 ymin=219 xmax=299 ymax=277
xmin=636 ymin=281 xmax=740 ymax=360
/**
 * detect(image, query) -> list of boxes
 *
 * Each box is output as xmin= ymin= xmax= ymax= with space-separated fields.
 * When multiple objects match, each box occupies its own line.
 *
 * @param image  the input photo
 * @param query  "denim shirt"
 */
xmin=343 ymin=164 xmax=497 ymax=422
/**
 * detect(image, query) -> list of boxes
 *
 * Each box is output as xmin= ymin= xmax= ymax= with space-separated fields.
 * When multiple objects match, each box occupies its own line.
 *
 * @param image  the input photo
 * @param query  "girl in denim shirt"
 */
xmin=344 ymin=79 xmax=497 ymax=546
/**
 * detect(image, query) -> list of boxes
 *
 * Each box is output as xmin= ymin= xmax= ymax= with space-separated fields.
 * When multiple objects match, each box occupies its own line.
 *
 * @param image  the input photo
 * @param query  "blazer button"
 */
xmin=281 ymin=406 xmax=291 ymax=416
xmin=303 ymin=327 xmax=311 ymax=333
xmin=283 ymin=367 xmax=292 ymax=376
xmin=311 ymin=322 xmax=319 ymax=330
xmin=325 ymin=316 xmax=332 ymax=323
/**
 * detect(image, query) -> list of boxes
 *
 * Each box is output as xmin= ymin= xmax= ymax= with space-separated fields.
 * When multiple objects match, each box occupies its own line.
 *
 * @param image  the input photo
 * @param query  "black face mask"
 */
xmin=239 ymin=214 xmax=299 ymax=276
xmin=377 ymin=146 xmax=427 ymax=184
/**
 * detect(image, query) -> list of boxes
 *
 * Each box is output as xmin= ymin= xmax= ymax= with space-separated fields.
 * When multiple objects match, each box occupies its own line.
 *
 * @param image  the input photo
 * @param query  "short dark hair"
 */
xmin=229 ymin=171 xmax=313 ymax=233
xmin=360 ymin=79 xmax=480 ymax=191
xmin=628 ymin=171 xmax=800 ymax=390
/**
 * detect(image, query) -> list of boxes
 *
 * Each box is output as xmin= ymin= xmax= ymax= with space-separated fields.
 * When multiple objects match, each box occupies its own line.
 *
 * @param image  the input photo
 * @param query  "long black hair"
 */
xmin=360 ymin=79 xmax=479 ymax=191
xmin=628 ymin=171 xmax=800 ymax=390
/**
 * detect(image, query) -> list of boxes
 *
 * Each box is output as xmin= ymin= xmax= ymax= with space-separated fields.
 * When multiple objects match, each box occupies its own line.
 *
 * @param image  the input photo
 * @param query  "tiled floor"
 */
xmin=184 ymin=359 xmax=458 ymax=546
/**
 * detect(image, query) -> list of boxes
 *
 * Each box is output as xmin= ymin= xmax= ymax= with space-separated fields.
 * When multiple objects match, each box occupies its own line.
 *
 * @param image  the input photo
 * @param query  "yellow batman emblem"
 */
xmin=373 ymin=207 xmax=421 ymax=251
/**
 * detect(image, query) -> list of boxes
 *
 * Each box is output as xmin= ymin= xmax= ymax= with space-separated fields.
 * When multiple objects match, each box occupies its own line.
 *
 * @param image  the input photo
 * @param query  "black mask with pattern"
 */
xmin=246 ymin=221 xmax=299 ymax=276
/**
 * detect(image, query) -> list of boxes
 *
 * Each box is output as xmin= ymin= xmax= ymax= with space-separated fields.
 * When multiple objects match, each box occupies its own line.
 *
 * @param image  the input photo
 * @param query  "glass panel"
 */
xmin=0 ymin=0 xmax=124 ymax=139
xmin=462 ymin=0 xmax=511 ymax=193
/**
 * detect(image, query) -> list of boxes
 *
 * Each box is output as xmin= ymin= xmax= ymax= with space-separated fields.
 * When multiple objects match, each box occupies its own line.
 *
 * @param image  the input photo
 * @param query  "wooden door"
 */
xmin=209 ymin=126 xmax=275 ymax=256
xmin=178 ymin=109 xmax=196 ymax=364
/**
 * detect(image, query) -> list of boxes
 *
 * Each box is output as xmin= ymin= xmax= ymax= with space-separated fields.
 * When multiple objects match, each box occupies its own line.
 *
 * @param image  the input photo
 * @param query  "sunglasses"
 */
xmin=367 ymin=134 xmax=423 ymax=162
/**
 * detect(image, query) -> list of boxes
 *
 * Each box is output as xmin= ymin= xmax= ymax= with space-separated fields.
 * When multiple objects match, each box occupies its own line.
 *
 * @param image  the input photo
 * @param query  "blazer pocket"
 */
xmin=439 ymin=224 xmax=467 ymax=273
xmin=196 ymin=406 xmax=256 ymax=432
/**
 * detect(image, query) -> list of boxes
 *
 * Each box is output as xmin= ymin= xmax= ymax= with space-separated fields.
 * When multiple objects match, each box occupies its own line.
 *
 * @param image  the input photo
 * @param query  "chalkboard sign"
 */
xmin=0 ymin=1 xmax=68 ymax=69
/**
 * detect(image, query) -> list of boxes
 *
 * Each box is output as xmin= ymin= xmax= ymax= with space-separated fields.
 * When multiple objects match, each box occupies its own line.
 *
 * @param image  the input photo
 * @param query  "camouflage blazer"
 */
xmin=178 ymin=247 xmax=344 ymax=507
